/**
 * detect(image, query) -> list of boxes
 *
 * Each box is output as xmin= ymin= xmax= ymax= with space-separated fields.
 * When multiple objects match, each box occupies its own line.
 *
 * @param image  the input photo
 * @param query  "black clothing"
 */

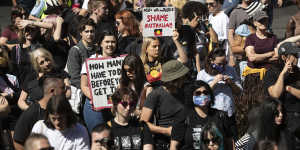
xmin=117 ymin=35 xmax=137 ymax=55
xmin=13 ymin=103 xmax=46 ymax=144
xmin=16 ymin=0 xmax=36 ymax=13
xmin=264 ymin=65 xmax=300 ymax=113
xmin=125 ymin=37 xmax=142 ymax=56
xmin=110 ymin=118 xmax=153 ymax=149
xmin=172 ymin=108 xmax=233 ymax=150
xmin=143 ymin=86 xmax=185 ymax=144
xmin=10 ymin=44 xmax=40 ymax=87
xmin=41 ymin=38 xmax=70 ymax=71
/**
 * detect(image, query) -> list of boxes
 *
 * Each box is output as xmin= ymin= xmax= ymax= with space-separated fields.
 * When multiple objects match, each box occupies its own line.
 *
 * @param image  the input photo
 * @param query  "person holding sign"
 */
xmin=140 ymin=30 xmax=188 ymax=85
xmin=81 ymin=30 xmax=119 ymax=133
xmin=109 ymin=87 xmax=154 ymax=150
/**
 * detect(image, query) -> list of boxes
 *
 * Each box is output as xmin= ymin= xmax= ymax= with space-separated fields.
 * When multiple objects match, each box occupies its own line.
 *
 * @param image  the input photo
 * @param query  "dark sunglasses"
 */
xmin=40 ymin=146 xmax=54 ymax=150
xmin=194 ymin=90 xmax=209 ymax=96
xmin=124 ymin=68 xmax=135 ymax=74
xmin=206 ymin=2 xmax=215 ymax=7
xmin=203 ymin=137 xmax=219 ymax=145
xmin=119 ymin=101 xmax=136 ymax=109
xmin=116 ymin=21 xmax=120 ymax=26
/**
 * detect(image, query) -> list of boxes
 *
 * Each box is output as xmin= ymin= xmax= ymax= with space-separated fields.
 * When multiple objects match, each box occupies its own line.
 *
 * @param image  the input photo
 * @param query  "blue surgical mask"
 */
xmin=193 ymin=95 xmax=211 ymax=107
xmin=212 ymin=64 xmax=225 ymax=73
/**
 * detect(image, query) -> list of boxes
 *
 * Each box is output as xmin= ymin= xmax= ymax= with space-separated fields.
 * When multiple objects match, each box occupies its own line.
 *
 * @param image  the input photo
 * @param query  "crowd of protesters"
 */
xmin=0 ymin=0 xmax=299 ymax=149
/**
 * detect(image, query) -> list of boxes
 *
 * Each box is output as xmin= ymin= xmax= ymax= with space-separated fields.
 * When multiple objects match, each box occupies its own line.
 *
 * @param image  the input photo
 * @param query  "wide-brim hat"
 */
xmin=161 ymin=60 xmax=189 ymax=82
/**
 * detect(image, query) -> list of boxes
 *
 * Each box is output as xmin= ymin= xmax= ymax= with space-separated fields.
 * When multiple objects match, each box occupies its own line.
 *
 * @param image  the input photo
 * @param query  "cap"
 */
xmin=252 ymin=10 xmax=268 ymax=21
xmin=278 ymin=42 xmax=300 ymax=56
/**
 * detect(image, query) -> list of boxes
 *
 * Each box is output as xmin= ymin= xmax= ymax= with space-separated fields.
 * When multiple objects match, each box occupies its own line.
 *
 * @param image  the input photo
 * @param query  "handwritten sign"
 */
xmin=142 ymin=7 xmax=175 ymax=37
xmin=86 ymin=56 xmax=125 ymax=110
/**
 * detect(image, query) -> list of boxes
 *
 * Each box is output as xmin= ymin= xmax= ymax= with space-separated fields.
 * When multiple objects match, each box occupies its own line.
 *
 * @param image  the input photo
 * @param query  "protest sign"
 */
xmin=142 ymin=7 xmax=175 ymax=37
xmin=85 ymin=55 xmax=126 ymax=110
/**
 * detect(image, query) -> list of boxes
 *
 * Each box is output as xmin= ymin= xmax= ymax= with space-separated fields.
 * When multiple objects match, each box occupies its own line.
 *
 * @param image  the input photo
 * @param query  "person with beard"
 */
xmin=264 ymin=42 xmax=300 ymax=149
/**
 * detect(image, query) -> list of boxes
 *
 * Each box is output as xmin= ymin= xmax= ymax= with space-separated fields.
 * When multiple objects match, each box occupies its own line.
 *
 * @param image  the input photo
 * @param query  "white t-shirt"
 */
xmin=209 ymin=11 xmax=229 ymax=41
xmin=81 ymin=54 xmax=103 ymax=74
xmin=32 ymin=120 xmax=90 ymax=150
xmin=209 ymin=11 xmax=230 ymax=56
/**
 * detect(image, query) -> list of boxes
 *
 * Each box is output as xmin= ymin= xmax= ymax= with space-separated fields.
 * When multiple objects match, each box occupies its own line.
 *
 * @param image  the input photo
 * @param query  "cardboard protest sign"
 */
xmin=85 ymin=55 xmax=126 ymax=110
xmin=142 ymin=7 xmax=175 ymax=37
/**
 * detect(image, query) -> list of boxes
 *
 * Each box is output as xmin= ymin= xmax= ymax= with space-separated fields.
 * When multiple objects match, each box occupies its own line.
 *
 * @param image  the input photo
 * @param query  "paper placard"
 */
xmin=142 ymin=7 xmax=175 ymax=37
xmin=85 ymin=56 xmax=126 ymax=110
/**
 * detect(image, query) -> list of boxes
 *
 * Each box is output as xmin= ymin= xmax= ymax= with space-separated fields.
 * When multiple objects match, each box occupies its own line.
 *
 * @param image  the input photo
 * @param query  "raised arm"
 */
xmin=173 ymin=30 xmax=188 ymax=64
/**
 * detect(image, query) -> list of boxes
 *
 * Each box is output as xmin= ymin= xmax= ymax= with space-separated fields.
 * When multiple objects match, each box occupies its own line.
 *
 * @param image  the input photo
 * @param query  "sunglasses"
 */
xmin=40 ymin=146 xmax=54 ymax=150
xmin=203 ymin=137 xmax=219 ymax=145
xmin=116 ymin=21 xmax=121 ymax=26
xmin=124 ymin=68 xmax=135 ymax=74
xmin=119 ymin=101 xmax=136 ymax=109
xmin=194 ymin=90 xmax=209 ymax=96
xmin=206 ymin=2 xmax=215 ymax=7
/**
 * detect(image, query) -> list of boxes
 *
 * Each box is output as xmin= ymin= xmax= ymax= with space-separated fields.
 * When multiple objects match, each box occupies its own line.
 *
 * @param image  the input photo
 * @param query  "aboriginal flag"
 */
xmin=154 ymin=29 xmax=162 ymax=36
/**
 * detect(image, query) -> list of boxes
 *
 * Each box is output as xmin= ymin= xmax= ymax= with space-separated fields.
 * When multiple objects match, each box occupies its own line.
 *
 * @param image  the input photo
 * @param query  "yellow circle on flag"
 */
xmin=156 ymin=30 xmax=160 ymax=34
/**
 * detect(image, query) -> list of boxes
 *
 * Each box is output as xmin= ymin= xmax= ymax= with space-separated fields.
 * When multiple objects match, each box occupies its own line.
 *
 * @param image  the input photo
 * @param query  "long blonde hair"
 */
xmin=140 ymin=37 xmax=160 ymax=65
xmin=140 ymin=37 xmax=161 ymax=74
xmin=30 ymin=48 xmax=55 ymax=74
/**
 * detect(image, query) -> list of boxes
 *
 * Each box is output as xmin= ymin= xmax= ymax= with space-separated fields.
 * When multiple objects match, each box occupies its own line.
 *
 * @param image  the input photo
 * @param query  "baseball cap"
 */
xmin=278 ymin=42 xmax=300 ymax=56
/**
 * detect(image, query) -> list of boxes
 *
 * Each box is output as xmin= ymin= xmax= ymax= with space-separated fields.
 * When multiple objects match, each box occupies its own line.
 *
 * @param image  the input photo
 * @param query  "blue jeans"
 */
xmin=83 ymin=98 xmax=104 ymax=133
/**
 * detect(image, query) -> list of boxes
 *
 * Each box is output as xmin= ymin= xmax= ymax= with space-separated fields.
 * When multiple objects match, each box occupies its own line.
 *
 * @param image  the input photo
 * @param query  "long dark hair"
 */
xmin=190 ymin=80 xmax=215 ymax=107
xmin=257 ymin=98 xmax=286 ymax=147
xmin=120 ymin=55 xmax=146 ymax=96
xmin=204 ymin=48 xmax=226 ymax=76
xmin=44 ymin=95 xmax=77 ymax=129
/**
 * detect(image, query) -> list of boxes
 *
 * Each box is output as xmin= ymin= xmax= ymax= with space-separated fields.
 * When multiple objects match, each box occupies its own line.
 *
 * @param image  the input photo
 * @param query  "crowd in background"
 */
xmin=0 ymin=0 xmax=300 ymax=149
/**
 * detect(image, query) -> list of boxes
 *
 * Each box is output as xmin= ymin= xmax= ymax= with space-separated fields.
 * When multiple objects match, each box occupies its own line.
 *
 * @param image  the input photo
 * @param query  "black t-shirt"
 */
xmin=13 ymin=103 xmax=46 ymax=144
xmin=10 ymin=44 xmax=36 ymax=87
xmin=40 ymin=38 xmax=70 ymax=71
xmin=264 ymin=65 xmax=300 ymax=112
xmin=117 ymin=35 xmax=137 ymax=55
xmin=22 ymin=69 xmax=69 ymax=104
xmin=110 ymin=118 xmax=153 ymax=149
xmin=172 ymin=108 xmax=233 ymax=150
xmin=143 ymin=86 xmax=185 ymax=143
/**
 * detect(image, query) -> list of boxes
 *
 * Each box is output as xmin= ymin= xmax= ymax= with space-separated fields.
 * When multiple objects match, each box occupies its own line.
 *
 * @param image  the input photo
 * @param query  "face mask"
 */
xmin=212 ymin=64 xmax=225 ymax=73
xmin=193 ymin=95 xmax=211 ymax=107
